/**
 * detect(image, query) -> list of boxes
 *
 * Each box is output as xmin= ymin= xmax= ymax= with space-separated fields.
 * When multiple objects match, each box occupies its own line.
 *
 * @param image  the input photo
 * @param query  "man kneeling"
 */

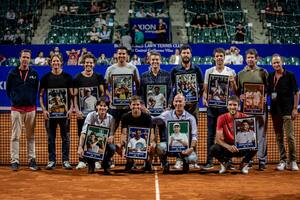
xmin=210 ymin=95 xmax=257 ymax=174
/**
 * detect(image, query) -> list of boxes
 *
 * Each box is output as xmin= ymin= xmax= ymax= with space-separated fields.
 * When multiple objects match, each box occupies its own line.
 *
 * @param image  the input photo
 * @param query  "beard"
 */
xmin=182 ymin=56 xmax=190 ymax=64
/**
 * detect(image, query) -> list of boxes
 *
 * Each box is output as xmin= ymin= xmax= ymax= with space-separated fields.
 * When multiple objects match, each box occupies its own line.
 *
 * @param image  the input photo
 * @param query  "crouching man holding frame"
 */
xmin=153 ymin=94 xmax=198 ymax=174
xmin=210 ymin=95 xmax=257 ymax=174
xmin=77 ymin=97 xmax=116 ymax=175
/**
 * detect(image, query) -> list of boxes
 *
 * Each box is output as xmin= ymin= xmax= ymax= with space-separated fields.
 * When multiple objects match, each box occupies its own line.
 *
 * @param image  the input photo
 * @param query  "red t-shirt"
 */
xmin=216 ymin=112 xmax=248 ymax=145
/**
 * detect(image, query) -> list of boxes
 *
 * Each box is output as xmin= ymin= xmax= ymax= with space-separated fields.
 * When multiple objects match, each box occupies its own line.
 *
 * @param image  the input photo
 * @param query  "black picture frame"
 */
xmin=207 ymin=74 xmax=230 ymax=107
xmin=234 ymin=117 xmax=258 ymax=150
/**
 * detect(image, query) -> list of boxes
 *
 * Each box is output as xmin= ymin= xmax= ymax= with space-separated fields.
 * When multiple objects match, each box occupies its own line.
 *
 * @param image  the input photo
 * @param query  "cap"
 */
xmin=173 ymin=122 xmax=180 ymax=127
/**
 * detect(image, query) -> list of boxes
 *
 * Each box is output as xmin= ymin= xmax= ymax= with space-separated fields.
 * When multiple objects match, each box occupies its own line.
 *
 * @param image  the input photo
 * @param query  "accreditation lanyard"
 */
xmin=19 ymin=70 xmax=29 ymax=82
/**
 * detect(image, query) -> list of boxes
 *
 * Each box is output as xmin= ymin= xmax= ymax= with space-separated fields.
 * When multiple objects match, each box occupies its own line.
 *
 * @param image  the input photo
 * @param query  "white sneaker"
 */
xmin=241 ymin=164 xmax=249 ymax=174
xmin=219 ymin=163 xmax=226 ymax=174
xmin=277 ymin=161 xmax=287 ymax=171
xmin=75 ymin=161 xmax=86 ymax=169
xmin=95 ymin=162 xmax=101 ymax=169
xmin=174 ymin=160 xmax=183 ymax=169
xmin=189 ymin=163 xmax=201 ymax=169
xmin=291 ymin=161 xmax=299 ymax=171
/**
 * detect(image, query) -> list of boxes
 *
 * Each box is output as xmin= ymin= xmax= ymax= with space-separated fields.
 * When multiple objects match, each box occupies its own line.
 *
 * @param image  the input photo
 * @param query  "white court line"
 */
xmin=154 ymin=167 xmax=161 ymax=200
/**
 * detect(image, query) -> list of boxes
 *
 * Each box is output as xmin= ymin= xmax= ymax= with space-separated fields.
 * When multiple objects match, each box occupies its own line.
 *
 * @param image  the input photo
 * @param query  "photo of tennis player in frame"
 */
xmin=146 ymin=84 xmax=167 ymax=115
xmin=125 ymin=127 xmax=150 ymax=160
xmin=243 ymin=83 xmax=265 ymax=115
xmin=78 ymin=87 xmax=99 ymax=117
xmin=175 ymin=73 xmax=198 ymax=102
xmin=47 ymin=88 xmax=68 ymax=118
xmin=167 ymin=120 xmax=190 ymax=153
xmin=207 ymin=74 xmax=229 ymax=107
xmin=112 ymin=74 xmax=133 ymax=106
xmin=83 ymin=125 xmax=110 ymax=160
xmin=234 ymin=117 xmax=258 ymax=150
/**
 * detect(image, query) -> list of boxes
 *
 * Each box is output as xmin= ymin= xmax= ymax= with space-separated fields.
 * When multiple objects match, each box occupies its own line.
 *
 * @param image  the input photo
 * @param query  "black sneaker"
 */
xmin=143 ymin=162 xmax=153 ymax=173
xmin=163 ymin=163 xmax=170 ymax=174
xmin=62 ymin=161 xmax=72 ymax=170
xmin=103 ymin=168 xmax=114 ymax=175
xmin=88 ymin=165 xmax=95 ymax=174
xmin=259 ymin=163 xmax=266 ymax=171
xmin=11 ymin=162 xmax=19 ymax=171
xmin=29 ymin=159 xmax=40 ymax=171
xmin=45 ymin=161 xmax=56 ymax=170
xmin=203 ymin=163 xmax=214 ymax=170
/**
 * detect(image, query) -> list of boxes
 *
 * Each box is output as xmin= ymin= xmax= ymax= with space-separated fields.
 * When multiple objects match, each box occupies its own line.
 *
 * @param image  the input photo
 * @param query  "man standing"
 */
xmin=39 ymin=54 xmax=73 ymax=170
xmin=268 ymin=54 xmax=299 ymax=171
xmin=171 ymin=44 xmax=203 ymax=122
xmin=120 ymin=96 xmax=155 ymax=172
xmin=105 ymin=46 xmax=140 ymax=132
xmin=202 ymin=48 xmax=237 ymax=169
xmin=154 ymin=94 xmax=198 ymax=174
xmin=210 ymin=95 xmax=257 ymax=174
xmin=73 ymin=53 xmax=105 ymax=170
xmin=6 ymin=49 xmax=39 ymax=171
xmin=237 ymin=48 xmax=268 ymax=170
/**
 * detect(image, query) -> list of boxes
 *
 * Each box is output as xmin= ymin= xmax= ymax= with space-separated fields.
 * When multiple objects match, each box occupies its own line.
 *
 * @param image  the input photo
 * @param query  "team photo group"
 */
xmin=6 ymin=44 xmax=299 ymax=175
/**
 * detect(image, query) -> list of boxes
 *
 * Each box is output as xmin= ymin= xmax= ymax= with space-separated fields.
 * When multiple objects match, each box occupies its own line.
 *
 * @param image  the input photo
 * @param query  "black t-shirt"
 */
xmin=121 ymin=111 xmax=152 ymax=129
xmin=73 ymin=72 xmax=105 ymax=94
xmin=40 ymin=71 xmax=73 ymax=110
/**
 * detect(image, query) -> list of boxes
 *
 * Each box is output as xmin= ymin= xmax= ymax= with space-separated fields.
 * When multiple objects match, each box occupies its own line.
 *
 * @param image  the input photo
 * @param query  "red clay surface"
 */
xmin=0 ymin=165 xmax=300 ymax=200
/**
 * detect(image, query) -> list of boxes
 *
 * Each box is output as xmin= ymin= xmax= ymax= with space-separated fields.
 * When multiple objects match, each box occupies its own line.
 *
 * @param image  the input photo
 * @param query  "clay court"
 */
xmin=1 ymin=113 xmax=300 ymax=199
xmin=0 ymin=165 xmax=300 ymax=200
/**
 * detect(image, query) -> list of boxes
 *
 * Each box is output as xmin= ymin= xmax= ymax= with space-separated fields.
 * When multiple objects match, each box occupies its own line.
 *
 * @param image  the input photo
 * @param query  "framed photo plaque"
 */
xmin=167 ymin=120 xmax=190 ymax=153
xmin=83 ymin=125 xmax=110 ymax=160
xmin=234 ymin=117 xmax=258 ymax=150
xmin=79 ymin=87 xmax=99 ymax=117
xmin=175 ymin=73 xmax=198 ymax=102
xmin=112 ymin=74 xmax=133 ymax=106
xmin=47 ymin=88 xmax=68 ymax=118
xmin=125 ymin=127 xmax=150 ymax=160
xmin=146 ymin=84 xmax=167 ymax=115
xmin=243 ymin=83 xmax=265 ymax=115
xmin=207 ymin=74 xmax=229 ymax=107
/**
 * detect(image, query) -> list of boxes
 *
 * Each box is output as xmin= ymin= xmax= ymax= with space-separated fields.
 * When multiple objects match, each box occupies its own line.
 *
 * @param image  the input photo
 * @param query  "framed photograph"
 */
xmin=79 ymin=87 xmax=99 ymax=117
xmin=175 ymin=73 xmax=198 ymax=102
xmin=146 ymin=84 xmax=167 ymax=115
xmin=167 ymin=120 xmax=190 ymax=153
xmin=234 ymin=117 xmax=258 ymax=150
xmin=47 ymin=88 xmax=68 ymax=118
xmin=83 ymin=125 xmax=110 ymax=160
xmin=112 ymin=74 xmax=133 ymax=106
xmin=207 ymin=74 xmax=229 ymax=107
xmin=125 ymin=127 xmax=150 ymax=160
xmin=243 ymin=83 xmax=265 ymax=115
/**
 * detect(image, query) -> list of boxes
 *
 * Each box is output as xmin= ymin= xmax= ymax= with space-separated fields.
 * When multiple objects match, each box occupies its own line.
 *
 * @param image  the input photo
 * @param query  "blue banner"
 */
xmin=129 ymin=17 xmax=170 ymax=42
xmin=2 ymin=65 xmax=300 ymax=109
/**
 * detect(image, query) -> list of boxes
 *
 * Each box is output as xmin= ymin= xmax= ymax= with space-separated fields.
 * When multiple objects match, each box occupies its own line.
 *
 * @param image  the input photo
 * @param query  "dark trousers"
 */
xmin=210 ymin=143 xmax=257 ymax=164
xmin=45 ymin=118 xmax=70 ymax=162
xmin=206 ymin=107 xmax=228 ymax=164
xmin=77 ymin=118 xmax=85 ymax=162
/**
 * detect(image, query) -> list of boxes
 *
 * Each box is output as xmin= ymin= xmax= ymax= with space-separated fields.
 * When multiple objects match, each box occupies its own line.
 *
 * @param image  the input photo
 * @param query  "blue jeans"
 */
xmin=206 ymin=107 xmax=227 ymax=164
xmin=45 ymin=118 xmax=70 ymax=162
xmin=156 ymin=142 xmax=197 ymax=167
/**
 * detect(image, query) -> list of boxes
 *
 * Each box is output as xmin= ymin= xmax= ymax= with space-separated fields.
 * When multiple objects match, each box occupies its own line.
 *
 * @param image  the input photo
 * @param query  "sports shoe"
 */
xmin=276 ymin=161 xmax=287 ymax=171
xmin=189 ymin=163 xmax=201 ymax=169
xmin=241 ymin=164 xmax=250 ymax=174
xmin=46 ymin=161 xmax=56 ymax=170
xmin=163 ymin=163 xmax=170 ymax=174
xmin=95 ymin=162 xmax=101 ymax=169
xmin=143 ymin=161 xmax=153 ymax=173
xmin=11 ymin=162 xmax=19 ymax=171
xmin=291 ymin=161 xmax=299 ymax=171
xmin=75 ymin=161 xmax=86 ymax=169
xmin=29 ymin=158 xmax=40 ymax=171
xmin=219 ymin=163 xmax=226 ymax=174
xmin=174 ymin=160 xmax=183 ymax=169
xmin=248 ymin=160 xmax=253 ymax=168
xmin=182 ymin=164 xmax=189 ymax=173
xmin=110 ymin=160 xmax=115 ymax=169
xmin=203 ymin=163 xmax=214 ymax=170
xmin=62 ymin=161 xmax=72 ymax=170
xmin=258 ymin=163 xmax=266 ymax=171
